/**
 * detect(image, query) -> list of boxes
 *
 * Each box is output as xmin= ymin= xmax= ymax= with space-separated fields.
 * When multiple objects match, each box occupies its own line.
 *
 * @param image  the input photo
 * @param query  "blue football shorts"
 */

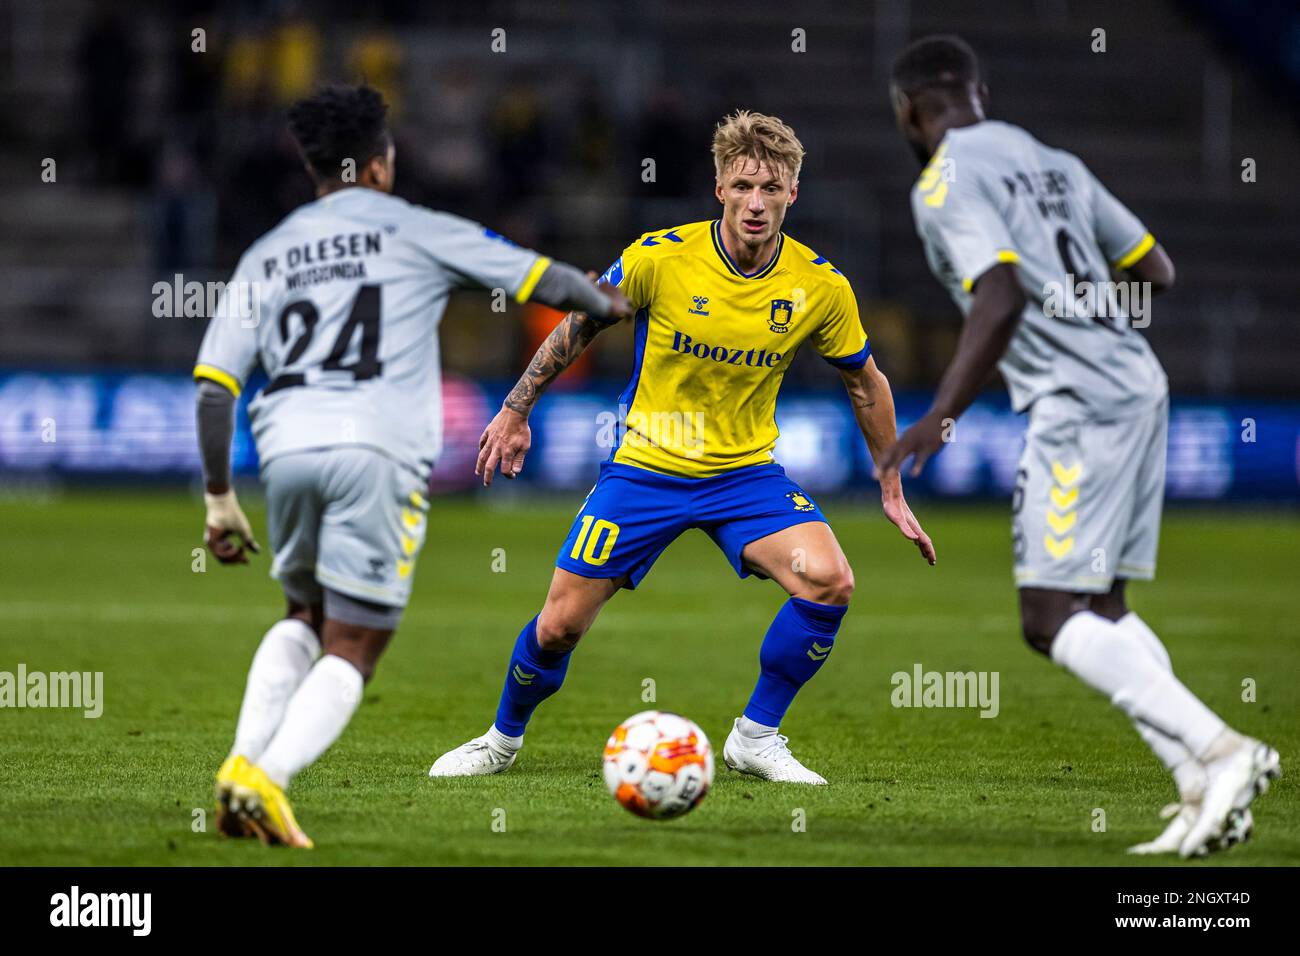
xmin=555 ymin=460 xmax=827 ymax=588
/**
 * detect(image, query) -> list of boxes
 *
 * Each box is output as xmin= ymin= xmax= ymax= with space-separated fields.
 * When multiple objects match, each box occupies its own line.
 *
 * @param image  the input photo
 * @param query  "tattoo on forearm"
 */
xmin=503 ymin=312 xmax=604 ymax=414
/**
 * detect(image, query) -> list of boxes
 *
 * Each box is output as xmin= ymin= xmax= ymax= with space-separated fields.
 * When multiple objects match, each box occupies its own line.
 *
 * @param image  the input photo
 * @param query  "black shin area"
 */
xmin=1018 ymin=588 xmax=1091 ymax=656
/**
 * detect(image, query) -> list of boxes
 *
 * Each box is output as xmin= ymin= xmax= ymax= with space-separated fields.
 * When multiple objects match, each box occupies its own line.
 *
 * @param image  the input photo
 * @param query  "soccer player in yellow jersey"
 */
xmin=430 ymin=111 xmax=935 ymax=784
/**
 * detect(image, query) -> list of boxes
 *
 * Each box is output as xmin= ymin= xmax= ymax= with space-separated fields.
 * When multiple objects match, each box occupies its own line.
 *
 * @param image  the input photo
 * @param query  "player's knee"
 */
xmin=1019 ymin=618 xmax=1055 ymax=657
xmin=1018 ymin=590 xmax=1075 ymax=657
xmin=322 ymin=641 xmax=382 ymax=682
xmin=804 ymin=564 xmax=854 ymax=606
xmin=535 ymin=610 xmax=586 ymax=653
xmin=1089 ymin=580 xmax=1128 ymax=622
xmin=321 ymin=622 xmax=394 ymax=683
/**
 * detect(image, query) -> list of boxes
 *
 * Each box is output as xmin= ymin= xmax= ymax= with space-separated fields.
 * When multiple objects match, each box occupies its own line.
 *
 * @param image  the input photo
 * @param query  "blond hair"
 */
xmin=712 ymin=110 xmax=805 ymax=183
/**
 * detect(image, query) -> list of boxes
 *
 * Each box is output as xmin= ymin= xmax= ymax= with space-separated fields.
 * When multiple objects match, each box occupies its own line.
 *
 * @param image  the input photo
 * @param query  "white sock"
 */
xmin=1115 ymin=612 xmax=1199 ymax=785
xmin=487 ymin=725 xmax=523 ymax=752
xmin=1050 ymin=611 xmax=1226 ymax=758
xmin=258 ymin=655 xmax=363 ymax=788
xmin=737 ymin=716 xmax=778 ymax=741
xmin=231 ymin=618 xmax=320 ymax=762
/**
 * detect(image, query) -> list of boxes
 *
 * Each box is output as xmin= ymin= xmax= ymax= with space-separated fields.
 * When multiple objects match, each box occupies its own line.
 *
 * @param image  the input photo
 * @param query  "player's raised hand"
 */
xmin=477 ymin=406 xmax=532 ymax=486
xmin=879 ymin=474 xmax=936 ymax=566
xmin=203 ymin=489 xmax=261 ymax=565
xmin=874 ymin=411 xmax=948 ymax=479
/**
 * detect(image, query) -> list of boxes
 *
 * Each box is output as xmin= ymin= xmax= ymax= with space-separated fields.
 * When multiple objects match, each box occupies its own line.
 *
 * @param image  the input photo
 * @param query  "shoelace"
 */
xmin=450 ymin=739 xmax=507 ymax=766
xmin=753 ymin=733 xmax=797 ymax=764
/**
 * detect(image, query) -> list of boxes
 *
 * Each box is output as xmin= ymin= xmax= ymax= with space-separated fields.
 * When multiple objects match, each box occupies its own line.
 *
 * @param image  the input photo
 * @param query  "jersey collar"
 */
xmin=710 ymin=220 xmax=784 ymax=280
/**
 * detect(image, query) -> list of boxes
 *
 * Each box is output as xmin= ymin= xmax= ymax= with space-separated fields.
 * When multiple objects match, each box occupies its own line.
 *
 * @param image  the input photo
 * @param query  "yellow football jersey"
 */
xmin=600 ymin=219 xmax=869 ymax=477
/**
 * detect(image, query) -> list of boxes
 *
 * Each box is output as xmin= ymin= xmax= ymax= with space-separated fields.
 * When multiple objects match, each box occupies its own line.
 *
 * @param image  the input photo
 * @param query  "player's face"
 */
xmin=715 ymin=158 xmax=797 ymax=250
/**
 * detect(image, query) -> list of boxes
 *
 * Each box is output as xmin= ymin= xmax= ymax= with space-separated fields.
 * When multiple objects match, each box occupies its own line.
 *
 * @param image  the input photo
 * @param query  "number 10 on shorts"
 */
xmin=570 ymin=516 xmax=620 ymax=566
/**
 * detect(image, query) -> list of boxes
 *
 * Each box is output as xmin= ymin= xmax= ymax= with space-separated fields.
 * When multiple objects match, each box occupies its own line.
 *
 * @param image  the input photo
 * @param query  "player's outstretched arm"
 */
xmin=476 ymin=299 xmax=627 ymax=487
xmin=875 ymin=262 xmax=1026 ymax=479
xmin=527 ymin=261 xmax=633 ymax=318
xmin=195 ymin=380 xmax=261 ymax=564
xmin=840 ymin=357 xmax=936 ymax=565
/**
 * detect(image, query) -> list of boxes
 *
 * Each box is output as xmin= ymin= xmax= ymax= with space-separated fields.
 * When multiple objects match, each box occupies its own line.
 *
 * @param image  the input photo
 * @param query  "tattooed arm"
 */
xmin=839 ymin=357 xmax=936 ymax=565
xmin=502 ymin=311 xmax=609 ymax=416
xmin=477 ymin=303 xmax=627 ymax=486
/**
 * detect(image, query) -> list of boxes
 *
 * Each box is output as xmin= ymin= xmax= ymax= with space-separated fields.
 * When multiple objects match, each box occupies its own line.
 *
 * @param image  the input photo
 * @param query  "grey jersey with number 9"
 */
xmin=910 ymin=120 xmax=1168 ymax=417
xmin=194 ymin=188 xmax=550 ymax=477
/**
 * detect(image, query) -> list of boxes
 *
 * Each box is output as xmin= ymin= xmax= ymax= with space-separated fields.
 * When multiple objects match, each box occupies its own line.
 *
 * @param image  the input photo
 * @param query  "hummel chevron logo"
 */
xmin=1046 ymin=510 xmax=1077 ymax=535
xmin=1044 ymin=534 xmax=1075 ymax=559
xmin=1046 ymin=459 xmax=1081 ymax=559
xmin=512 ymin=665 xmax=536 ymax=686
xmin=640 ymin=229 xmax=683 ymax=246
xmin=1050 ymin=486 xmax=1078 ymax=510
xmin=1051 ymin=461 xmax=1083 ymax=487
xmin=807 ymin=641 xmax=832 ymax=662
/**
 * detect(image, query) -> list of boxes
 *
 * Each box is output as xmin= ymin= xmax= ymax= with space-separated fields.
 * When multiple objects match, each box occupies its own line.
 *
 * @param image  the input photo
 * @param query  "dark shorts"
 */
xmin=556 ymin=461 xmax=827 ymax=588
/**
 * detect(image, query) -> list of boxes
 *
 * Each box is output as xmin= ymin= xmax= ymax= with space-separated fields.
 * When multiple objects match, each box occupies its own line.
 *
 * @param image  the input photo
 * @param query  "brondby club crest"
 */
xmin=769 ymin=299 xmax=794 ymax=333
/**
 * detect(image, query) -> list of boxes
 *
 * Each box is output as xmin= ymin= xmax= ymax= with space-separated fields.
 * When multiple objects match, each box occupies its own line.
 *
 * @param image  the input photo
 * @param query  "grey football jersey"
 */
xmin=195 ymin=188 xmax=550 ymax=477
xmin=911 ymin=120 xmax=1168 ymax=416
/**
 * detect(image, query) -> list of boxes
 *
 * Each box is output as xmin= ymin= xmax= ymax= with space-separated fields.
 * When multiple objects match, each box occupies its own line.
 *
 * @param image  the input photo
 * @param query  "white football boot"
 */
xmin=1130 ymin=803 xmax=1255 ymax=856
xmin=722 ymin=719 xmax=828 ymax=785
xmin=1179 ymin=736 xmax=1280 ymax=858
xmin=428 ymin=728 xmax=519 ymax=778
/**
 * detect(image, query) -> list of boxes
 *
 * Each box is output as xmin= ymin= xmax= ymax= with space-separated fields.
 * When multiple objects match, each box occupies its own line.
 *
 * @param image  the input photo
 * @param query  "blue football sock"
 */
xmin=743 ymin=597 xmax=847 ymax=727
xmin=494 ymin=616 xmax=572 ymax=737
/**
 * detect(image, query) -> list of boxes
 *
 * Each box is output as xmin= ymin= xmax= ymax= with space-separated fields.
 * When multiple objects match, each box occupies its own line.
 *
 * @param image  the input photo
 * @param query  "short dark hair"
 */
xmin=890 ymin=34 xmax=980 ymax=98
xmin=286 ymin=84 xmax=391 ymax=181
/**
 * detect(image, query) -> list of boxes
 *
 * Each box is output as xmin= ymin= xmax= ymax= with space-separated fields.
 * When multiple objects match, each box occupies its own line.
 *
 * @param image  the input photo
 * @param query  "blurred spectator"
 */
xmin=223 ymin=11 xmax=322 ymax=110
xmin=347 ymin=26 xmax=404 ymax=118
xmin=270 ymin=10 xmax=323 ymax=105
xmin=151 ymin=139 xmax=217 ymax=272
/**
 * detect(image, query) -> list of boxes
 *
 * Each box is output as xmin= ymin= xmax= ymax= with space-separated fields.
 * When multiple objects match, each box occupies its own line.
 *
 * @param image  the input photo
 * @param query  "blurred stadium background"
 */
xmin=1 ymin=0 xmax=1298 ymax=502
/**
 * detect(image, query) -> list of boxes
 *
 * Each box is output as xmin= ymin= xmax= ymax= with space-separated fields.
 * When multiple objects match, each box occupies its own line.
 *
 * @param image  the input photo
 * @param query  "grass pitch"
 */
xmin=0 ymin=490 xmax=1295 ymax=866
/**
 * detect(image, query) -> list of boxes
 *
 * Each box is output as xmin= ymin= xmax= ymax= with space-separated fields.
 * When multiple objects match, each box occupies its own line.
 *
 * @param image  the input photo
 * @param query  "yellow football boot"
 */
xmin=228 ymin=761 xmax=314 ymax=849
xmin=214 ymin=754 xmax=252 ymax=838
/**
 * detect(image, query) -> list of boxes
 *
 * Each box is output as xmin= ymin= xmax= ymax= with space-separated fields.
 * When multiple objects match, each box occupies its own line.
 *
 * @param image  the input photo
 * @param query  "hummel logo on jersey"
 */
xmin=688 ymin=295 xmax=710 ymax=316
xmin=807 ymin=641 xmax=832 ymax=662
xmin=512 ymin=665 xmax=536 ymax=686
xmin=768 ymin=299 xmax=794 ymax=333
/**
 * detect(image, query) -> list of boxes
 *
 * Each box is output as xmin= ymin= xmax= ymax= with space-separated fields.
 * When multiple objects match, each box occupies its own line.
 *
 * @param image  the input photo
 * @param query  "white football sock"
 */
xmin=231 ymin=618 xmax=320 ymax=762
xmin=1050 ymin=611 xmax=1226 ymax=758
xmin=258 ymin=655 xmax=363 ymax=788
xmin=1115 ymin=612 xmax=1199 ymax=784
xmin=737 ymin=715 xmax=779 ymax=741
xmin=487 ymin=725 xmax=523 ymax=752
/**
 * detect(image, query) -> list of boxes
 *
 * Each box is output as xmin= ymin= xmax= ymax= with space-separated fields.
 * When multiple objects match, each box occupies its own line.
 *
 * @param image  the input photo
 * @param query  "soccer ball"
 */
xmin=602 ymin=710 xmax=714 ymax=820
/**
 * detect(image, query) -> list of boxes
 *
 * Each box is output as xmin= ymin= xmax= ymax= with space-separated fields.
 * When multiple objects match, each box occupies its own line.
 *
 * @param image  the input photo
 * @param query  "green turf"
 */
xmin=0 ymin=490 xmax=1295 ymax=866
